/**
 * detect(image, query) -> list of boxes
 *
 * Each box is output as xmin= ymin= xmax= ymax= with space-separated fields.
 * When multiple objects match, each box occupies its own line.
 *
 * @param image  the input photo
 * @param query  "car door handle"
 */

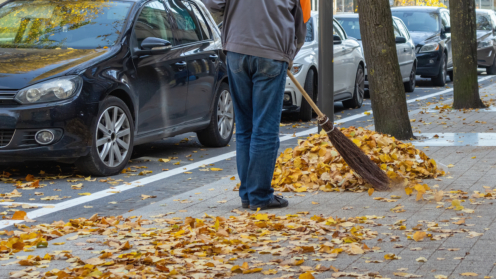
xmin=175 ymin=61 xmax=187 ymax=67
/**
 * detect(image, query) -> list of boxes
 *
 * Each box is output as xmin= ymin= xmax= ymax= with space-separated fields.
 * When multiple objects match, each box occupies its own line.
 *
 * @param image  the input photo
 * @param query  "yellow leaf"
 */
xmin=78 ymin=193 xmax=91 ymax=196
xmin=210 ymin=168 xmax=223 ymax=171
xmin=452 ymin=199 xmax=464 ymax=211
xmin=299 ymin=272 xmax=315 ymax=279
xmin=262 ymin=269 xmax=278 ymax=275
xmin=413 ymin=231 xmax=427 ymax=242
xmin=368 ymin=188 xmax=374 ymax=196
xmin=405 ymin=187 xmax=413 ymax=196
xmin=159 ymin=158 xmax=171 ymax=163
xmin=461 ymin=273 xmax=478 ymax=277
xmin=12 ymin=211 xmax=27 ymax=220
xmin=230 ymin=176 xmax=236 ymax=180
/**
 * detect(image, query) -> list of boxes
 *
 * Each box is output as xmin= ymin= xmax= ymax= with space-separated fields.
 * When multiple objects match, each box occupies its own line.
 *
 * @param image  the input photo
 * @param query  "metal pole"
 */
xmin=318 ymin=0 xmax=334 ymax=127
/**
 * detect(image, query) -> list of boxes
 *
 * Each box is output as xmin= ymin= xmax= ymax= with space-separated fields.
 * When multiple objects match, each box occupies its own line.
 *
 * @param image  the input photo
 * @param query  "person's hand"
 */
xmin=288 ymin=60 xmax=293 ymax=71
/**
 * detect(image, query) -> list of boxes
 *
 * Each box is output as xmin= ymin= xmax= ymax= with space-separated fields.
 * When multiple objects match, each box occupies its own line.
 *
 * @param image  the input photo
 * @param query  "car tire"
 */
xmin=486 ymin=56 xmax=496 ymax=75
xmin=75 ymin=96 xmax=134 ymax=176
xmin=343 ymin=65 xmax=365 ymax=109
xmin=197 ymin=83 xmax=234 ymax=147
xmin=432 ymin=53 xmax=447 ymax=86
xmin=448 ymin=71 xmax=454 ymax=81
xmin=299 ymin=69 xmax=316 ymax=122
xmin=404 ymin=63 xmax=416 ymax=93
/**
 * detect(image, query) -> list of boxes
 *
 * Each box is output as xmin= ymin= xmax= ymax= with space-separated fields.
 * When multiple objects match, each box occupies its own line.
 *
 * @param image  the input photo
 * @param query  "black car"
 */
xmin=392 ymin=6 xmax=452 ymax=86
xmin=0 ymin=0 xmax=233 ymax=176
xmin=476 ymin=9 xmax=496 ymax=74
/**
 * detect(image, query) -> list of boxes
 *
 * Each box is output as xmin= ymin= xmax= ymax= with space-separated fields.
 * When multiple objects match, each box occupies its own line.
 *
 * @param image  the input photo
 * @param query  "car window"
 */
xmin=393 ymin=21 xmax=402 ymax=38
xmin=396 ymin=19 xmax=410 ymax=39
xmin=333 ymin=21 xmax=346 ymax=40
xmin=477 ymin=13 xmax=493 ymax=30
xmin=185 ymin=1 xmax=212 ymax=40
xmin=163 ymin=0 xmax=203 ymax=44
xmin=135 ymin=1 xmax=175 ymax=48
xmin=391 ymin=11 xmax=440 ymax=32
xmin=305 ymin=17 xmax=314 ymax=42
xmin=441 ymin=11 xmax=451 ymax=28
xmin=0 ymin=0 xmax=132 ymax=49
xmin=491 ymin=12 xmax=496 ymax=30
xmin=336 ymin=17 xmax=361 ymax=40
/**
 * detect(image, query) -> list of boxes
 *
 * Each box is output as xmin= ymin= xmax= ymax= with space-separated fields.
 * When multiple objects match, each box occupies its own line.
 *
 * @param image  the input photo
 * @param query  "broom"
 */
xmin=287 ymin=70 xmax=390 ymax=191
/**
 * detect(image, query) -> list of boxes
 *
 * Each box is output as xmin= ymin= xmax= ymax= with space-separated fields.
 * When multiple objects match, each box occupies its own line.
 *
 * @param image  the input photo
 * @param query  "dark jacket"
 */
xmin=202 ymin=0 xmax=310 ymax=63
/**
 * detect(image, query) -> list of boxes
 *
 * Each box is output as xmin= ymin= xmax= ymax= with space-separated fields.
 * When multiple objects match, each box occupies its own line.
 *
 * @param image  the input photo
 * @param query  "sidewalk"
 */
xmin=3 ymin=84 xmax=496 ymax=279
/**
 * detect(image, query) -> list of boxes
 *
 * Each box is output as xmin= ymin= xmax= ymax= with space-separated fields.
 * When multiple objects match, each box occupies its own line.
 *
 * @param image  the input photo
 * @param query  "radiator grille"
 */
xmin=0 ymin=130 xmax=15 ymax=147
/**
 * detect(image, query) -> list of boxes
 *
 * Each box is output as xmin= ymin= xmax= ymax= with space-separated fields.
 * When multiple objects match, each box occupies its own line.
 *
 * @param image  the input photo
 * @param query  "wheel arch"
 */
xmin=106 ymin=89 xmax=136 ymax=123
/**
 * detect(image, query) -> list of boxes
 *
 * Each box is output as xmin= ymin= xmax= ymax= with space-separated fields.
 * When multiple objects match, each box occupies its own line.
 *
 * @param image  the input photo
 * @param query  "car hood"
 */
xmin=410 ymin=31 xmax=440 ymax=46
xmin=0 ymin=48 xmax=112 ymax=90
xmin=477 ymin=30 xmax=493 ymax=42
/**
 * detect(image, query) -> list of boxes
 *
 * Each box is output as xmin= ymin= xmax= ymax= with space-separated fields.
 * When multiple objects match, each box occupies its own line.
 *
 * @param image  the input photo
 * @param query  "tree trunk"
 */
xmin=357 ymin=0 xmax=413 ymax=140
xmin=450 ymin=0 xmax=485 ymax=109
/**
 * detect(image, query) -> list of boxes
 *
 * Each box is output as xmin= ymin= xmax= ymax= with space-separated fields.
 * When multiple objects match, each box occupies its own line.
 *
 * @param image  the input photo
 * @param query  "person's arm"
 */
xmin=292 ymin=0 xmax=311 ymax=60
xmin=202 ymin=0 xmax=226 ymax=17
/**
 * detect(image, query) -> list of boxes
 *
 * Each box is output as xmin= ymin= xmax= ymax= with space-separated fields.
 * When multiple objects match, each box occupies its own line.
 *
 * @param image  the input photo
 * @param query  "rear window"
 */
xmin=477 ymin=13 xmax=492 ymax=30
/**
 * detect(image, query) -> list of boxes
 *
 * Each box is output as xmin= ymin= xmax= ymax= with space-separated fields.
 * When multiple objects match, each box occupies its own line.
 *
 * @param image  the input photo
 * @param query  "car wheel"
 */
xmin=299 ymin=69 xmax=316 ymax=122
xmin=197 ymin=83 xmax=234 ymax=147
xmin=486 ymin=56 xmax=496 ymax=75
xmin=432 ymin=53 xmax=447 ymax=86
xmin=343 ymin=65 xmax=365 ymax=109
xmin=404 ymin=64 xmax=416 ymax=93
xmin=75 ymin=96 xmax=134 ymax=176
xmin=448 ymin=71 xmax=454 ymax=81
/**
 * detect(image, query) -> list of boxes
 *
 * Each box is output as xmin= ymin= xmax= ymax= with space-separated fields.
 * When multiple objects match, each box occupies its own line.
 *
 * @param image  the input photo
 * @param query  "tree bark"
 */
xmin=357 ymin=0 xmax=413 ymax=140
xmin=450 ymin=0 xmax=485 ymax=109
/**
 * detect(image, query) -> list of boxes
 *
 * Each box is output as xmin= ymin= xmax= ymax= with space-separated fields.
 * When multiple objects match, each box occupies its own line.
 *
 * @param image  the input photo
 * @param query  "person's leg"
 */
xmin=226 ymin=52 xmax=253 ymax=206
xmin=246 ymin=57 xmax=288 ymax=208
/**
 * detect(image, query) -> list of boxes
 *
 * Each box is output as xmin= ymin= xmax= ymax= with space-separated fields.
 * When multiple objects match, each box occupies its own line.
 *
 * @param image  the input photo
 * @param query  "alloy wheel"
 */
xmin=217 ymin=90 xmax=234 ymax=139
xmin=96 ymin=106 xmax=131 ymax=167
xmin=356 ymin=67 xmax=365 ymax=104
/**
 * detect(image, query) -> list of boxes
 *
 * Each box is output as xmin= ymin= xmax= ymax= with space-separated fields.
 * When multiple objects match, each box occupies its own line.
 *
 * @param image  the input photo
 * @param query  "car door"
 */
xmin=393 ymin=20 xmax=410 ymax=79
xmin=441 ymin=10 xmax=453 ymax=68
xmin=333 ymin=21 xmax=348 ymax=97
xmin=131 ymin=0 xmax=188 ymax=136
xmin=183 ymin=1 xmax=217 ymax=122
xmin=395 ymin=18 xmax=416 ymax=80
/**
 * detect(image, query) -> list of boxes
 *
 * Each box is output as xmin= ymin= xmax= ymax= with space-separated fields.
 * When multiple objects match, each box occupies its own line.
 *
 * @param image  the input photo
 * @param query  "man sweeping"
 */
xmin=202 ymin=0 xmax=311 ymax=210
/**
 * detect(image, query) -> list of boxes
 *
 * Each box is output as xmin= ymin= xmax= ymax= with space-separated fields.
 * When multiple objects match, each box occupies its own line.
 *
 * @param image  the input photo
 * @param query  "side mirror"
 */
xmin=444 ymin=26 xmax=451 ymax=33
xmin=334 ymin=35 xmax=342 ymax=45
xmin=395 ymin=36 xmax=407 ymax=44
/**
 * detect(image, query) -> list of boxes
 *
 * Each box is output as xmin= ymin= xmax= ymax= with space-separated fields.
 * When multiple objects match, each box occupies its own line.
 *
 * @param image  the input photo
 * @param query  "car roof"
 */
xmin=477 ymin=9 xmax=494 ymax=14
xmin=334 ymin=13 xmax=401 ymax=21
xmin=391 ymin=6 xmax=445 ymax=13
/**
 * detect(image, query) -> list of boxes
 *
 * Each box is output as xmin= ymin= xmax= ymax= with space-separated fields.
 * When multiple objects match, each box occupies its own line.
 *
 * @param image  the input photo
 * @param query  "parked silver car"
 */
xmin=336 ymin=13 xmax=418 ymax=92
xmin=284 ymin=13 xmax=366 ymax=121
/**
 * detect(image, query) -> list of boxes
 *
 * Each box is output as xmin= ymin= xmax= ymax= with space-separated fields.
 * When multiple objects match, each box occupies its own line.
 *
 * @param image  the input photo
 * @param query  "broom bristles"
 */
xmin=319 ymin=116 xmax=390 ymax=191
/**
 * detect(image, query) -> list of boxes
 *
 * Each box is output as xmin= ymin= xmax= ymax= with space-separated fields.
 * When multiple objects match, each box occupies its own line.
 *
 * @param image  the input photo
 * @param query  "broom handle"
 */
xmin=287 ymin=70 xmax=325 ymax=119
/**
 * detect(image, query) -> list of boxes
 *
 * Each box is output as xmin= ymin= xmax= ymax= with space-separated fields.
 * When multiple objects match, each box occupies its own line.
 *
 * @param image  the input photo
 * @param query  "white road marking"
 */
xmin=0 ymin=76 xmax=493 ymax=229
xmin=411 ymin=133 xmax=496 ymax=147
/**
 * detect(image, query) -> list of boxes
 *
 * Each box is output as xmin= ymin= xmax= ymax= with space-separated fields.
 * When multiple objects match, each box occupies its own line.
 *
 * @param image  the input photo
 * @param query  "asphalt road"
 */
xmin=1 ymin=73 xmax=495 ymax=229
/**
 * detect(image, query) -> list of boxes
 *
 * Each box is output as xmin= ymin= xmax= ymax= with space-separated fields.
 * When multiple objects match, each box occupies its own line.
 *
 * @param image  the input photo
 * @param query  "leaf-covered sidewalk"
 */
xmin=3 ymin=84 xmax=496 ymax=279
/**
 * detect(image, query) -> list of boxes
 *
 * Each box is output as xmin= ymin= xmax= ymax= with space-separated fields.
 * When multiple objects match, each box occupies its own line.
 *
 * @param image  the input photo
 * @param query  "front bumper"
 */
xmin=0 ymin=97 xmax=98 ymax=163
xmin=477 ymin=46 xmax=496 ymax=67
xmin=282 ymin=69 xmax=307 ymax=112
xmin=416 ymin=50 xmax=442 ymax=77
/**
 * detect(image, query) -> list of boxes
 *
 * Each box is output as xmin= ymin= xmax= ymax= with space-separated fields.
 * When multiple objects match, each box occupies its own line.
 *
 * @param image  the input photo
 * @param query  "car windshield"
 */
xmin=0 ymin=0 xmax=132 ymax=49
xmin=336 ymin=17 xmax=361 ymax=40
xmin=391 ymin=11 xmax=439 ymax=32
xmin=476 ymin=13 xmax=492 ymax=30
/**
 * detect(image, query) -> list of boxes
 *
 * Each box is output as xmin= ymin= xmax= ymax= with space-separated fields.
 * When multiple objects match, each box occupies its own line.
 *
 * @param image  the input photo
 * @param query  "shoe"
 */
xmin=242 ymin=200 xmax=250 ymax=209
xmin=250 ymin=196 xmax=288 ymax=211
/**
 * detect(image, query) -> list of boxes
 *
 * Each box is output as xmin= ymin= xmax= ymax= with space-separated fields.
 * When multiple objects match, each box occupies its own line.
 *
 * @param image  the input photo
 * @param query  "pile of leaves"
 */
xmin=2 ymin=210 xmax=383 ymax=278
xmin=272 ymin=127 xmax=444 ymax=194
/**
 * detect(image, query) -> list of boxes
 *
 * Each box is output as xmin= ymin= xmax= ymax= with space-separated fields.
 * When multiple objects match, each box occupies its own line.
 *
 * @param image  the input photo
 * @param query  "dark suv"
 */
xmin=392 ymin=6 xmax=452 ymax=86
xmin=0 ymin=0 xmax=232 ymax=176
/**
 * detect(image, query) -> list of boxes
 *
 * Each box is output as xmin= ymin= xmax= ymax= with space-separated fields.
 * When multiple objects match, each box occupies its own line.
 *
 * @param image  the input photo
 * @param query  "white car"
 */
xmin=284 ymin=12 xmax=366 ymax=121
xmin=335 ymin=13 xmax=417 ymax=93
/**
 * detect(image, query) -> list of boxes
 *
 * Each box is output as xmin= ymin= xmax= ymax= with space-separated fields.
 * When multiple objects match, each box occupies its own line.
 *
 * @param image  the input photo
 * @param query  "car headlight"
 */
xmin=478 ymin=39 xmax=494 ymax=49
xmin=15 ymin=76 xmax=83 ymax=105
xmin=290 ymin=63 xmax=304 ymax=75
xmin=419 ymin=43 xmax=440 ymax=53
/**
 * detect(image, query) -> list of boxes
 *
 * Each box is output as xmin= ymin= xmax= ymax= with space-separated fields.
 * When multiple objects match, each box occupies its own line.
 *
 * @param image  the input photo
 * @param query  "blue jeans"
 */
xmin=226 ymin=52 xmax=288 ymax=207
